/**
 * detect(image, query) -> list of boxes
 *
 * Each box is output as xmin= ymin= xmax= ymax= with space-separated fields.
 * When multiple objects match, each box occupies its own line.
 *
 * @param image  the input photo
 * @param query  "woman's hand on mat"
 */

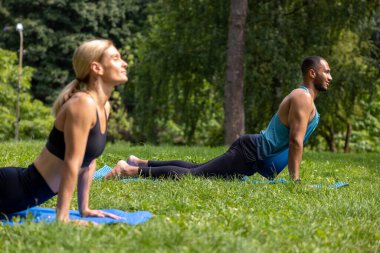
xmin=81 ymin=209 xmax=121 ymax=220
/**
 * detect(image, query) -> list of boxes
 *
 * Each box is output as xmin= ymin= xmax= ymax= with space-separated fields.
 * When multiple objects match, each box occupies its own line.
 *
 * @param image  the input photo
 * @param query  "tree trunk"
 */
xmin=323 ymin=127 xmax=337 ymax=152
xmin=329 ymin=134 xmax=336 ymax=152
xmin=224 ymin=0 xmax=248 ymax=145
xmin=344 ymin=123 xmax=352 ymax=153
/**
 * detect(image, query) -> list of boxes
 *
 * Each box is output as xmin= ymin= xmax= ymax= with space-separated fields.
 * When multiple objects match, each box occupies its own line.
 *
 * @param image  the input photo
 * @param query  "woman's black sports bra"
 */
xmin=46 ymin=110 xmax=107 ymax=167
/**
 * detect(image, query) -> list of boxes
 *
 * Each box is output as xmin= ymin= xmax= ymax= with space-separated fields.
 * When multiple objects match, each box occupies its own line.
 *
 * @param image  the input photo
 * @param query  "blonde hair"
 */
xmin=52 ymin=39 xmax=114 ymax=116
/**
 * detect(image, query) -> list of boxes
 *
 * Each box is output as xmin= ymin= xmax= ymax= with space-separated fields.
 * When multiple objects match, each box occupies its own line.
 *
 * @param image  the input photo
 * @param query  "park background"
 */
xmin=1 ymin=1 xmax=380 ymax=252
xmin=0 ymin=0 xmax=379 ymax=152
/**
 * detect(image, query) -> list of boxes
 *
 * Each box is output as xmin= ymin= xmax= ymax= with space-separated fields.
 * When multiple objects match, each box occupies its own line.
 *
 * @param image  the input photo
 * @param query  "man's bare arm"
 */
xmin=287 ymin=92 xmax=313 ymax=180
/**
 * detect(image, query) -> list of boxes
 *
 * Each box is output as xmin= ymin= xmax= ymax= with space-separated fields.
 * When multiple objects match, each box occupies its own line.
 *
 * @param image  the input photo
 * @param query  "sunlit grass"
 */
xmin=1 ymin=141 xmax=379 ymax=252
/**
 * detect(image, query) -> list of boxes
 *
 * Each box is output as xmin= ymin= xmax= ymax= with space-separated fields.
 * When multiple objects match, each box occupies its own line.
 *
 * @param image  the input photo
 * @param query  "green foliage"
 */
xmin=244 ymin=1 xmax=379 ymax=133
xmin=132 ymin=0 xmax=228 ymax=144
xmin=107 ymin=90 xmax=133 ymax=142
xmin=348 ymin=87 xmax=380 ymax=152
xmin=315 ymin=26 xmax=380 ymax=151
xmin=0 ymin=48 xmax=53 ymax=140
xmin=132 ymin=0 xmax=379 ymax=150
xmin=0 ymin=0 xmax=152 ymax=102
xmin=1 ymin=142 xmax=379 ymax=252
xmin=0 ymin=0 xmax=379 ymax=150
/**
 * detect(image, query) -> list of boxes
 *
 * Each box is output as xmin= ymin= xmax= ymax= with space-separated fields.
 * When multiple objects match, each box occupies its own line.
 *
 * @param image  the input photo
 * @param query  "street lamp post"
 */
xmin=15 ymin=23 xmax=23 ymax=141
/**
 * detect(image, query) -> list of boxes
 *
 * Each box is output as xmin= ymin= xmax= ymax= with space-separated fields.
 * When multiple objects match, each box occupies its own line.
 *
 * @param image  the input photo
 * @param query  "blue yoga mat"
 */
xmin=93 ymin=165 xmax=113 ymax=180
xmin=309 ymin=182 xmax=349 ymax=189
xmin=1 ymin=207 xmax=153 ymax=226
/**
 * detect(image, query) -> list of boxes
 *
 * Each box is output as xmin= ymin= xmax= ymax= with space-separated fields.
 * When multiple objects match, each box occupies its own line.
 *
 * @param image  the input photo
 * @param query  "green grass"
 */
xmin=1 ymin=141 xmax=379 ymax=253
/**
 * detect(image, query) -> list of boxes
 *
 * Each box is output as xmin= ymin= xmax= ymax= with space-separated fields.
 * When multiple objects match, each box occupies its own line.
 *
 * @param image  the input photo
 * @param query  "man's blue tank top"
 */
xmin=252 ymin=86 xmax=320 ymax=178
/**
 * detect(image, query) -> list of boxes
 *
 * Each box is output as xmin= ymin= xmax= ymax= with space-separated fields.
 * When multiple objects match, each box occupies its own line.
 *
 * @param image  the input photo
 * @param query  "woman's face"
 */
xmin=99 ymin=45 xmax=128 ymax=85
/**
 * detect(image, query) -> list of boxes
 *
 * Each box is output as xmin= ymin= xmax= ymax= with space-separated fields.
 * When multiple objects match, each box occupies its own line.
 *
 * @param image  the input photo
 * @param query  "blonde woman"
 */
xmin=0 ymin=39 xmax=128 ymax=223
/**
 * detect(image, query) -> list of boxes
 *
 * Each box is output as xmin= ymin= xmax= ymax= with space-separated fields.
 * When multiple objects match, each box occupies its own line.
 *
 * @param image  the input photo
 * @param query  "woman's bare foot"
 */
xmin=127 ymin=155 xmax=148 ymax=166
xmin=104 ymin=160 xmax=139 ymax=179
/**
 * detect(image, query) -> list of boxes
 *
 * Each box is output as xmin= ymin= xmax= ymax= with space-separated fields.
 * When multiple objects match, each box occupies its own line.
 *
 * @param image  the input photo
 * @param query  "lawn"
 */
xmin=1 ymin=141 xmax=379 ymax=253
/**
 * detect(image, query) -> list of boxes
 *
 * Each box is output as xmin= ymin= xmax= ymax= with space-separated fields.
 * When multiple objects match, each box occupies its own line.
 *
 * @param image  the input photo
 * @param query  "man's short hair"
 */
xmin=301 ymin=56 xmax=326 ymax=76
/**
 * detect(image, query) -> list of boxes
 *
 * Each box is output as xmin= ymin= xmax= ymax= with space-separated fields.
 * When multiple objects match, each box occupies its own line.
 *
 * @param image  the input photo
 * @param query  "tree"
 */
xmin=132 ymin=0 xmax=228 ymax=144
xmin=330 ymin=30 xmax=378 ymax=152
xmin=313 ymin=3 xmax=380 ymax=152
xmin=0 ymin=48 xmax=53 ymax=141
xmin=1 ymin=0 xmax=378 ymax=150
xmin=132 ymin=0 xmax=379 ymax=148
xmin=0 ymin=0 xmax=151 ymax=141
xmin=224 ymin=0 xmax=248 ymax=145
xmin=0 ymin=0 xmax=151 ymax=103
xmin=243 ymin=0 xmax=379 ymax=152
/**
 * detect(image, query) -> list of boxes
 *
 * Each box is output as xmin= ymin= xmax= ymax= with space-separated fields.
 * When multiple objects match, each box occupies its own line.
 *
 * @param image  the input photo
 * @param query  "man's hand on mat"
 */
xmin=81 ymin=209 xmax=121 ymax=220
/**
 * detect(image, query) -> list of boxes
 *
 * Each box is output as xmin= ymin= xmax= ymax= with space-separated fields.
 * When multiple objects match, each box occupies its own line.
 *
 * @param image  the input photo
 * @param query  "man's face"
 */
xmin=314 ymin=60 xmax=332 ymax=92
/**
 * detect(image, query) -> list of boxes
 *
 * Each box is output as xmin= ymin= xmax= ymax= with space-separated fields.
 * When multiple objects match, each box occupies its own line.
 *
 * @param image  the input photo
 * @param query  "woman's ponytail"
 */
xmin=52 ymin=79 xmax=81 ymax=116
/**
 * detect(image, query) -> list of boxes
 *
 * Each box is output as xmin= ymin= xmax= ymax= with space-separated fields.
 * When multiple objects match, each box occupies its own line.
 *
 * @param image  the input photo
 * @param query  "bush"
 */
xmin=0 ymin=48 xmax=53 ymax=141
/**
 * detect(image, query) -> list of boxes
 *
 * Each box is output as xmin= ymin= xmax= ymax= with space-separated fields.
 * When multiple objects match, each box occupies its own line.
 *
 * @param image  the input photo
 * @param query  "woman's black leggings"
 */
xmin=139 ymin=138 xmax=257 ymax=179
xmin=0 ymin=164 xmax=56 ymax=214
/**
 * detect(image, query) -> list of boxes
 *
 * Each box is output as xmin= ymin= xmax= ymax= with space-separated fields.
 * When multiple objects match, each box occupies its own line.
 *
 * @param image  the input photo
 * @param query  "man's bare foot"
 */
xmin=127 ymin=155 xmax=139 ymax=166
xmin=105 ymin=160 xmax=139 ymax=179
xmin=127 ymin=155 xmax=148 ymax=166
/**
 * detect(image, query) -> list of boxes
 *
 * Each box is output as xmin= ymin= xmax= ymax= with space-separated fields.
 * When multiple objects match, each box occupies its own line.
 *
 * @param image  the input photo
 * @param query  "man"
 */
xmin=250 ymin=55 xmax=332 ymax=180
xmin=105 ymin=56 xmax=332 ymax=181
